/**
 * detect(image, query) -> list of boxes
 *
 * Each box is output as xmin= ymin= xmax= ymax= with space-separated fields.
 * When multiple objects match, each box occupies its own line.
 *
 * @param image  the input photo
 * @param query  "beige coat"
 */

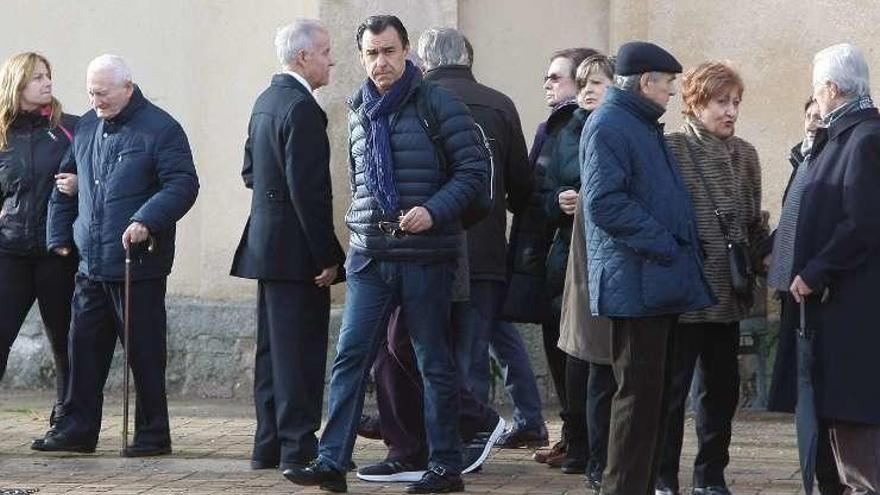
xmin=557 ymin=195 xmax=612 ymax=364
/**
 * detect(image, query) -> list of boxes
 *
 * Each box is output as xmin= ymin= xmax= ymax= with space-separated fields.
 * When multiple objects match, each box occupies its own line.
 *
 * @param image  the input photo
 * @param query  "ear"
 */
xmin=827 ymin=81 xmax=841 ymax=100
xmin=639 ymin=73 xmax=652 ymax=93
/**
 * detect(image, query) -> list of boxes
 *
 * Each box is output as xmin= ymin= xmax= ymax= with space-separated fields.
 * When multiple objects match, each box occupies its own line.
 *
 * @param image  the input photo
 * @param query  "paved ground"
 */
xmin=0 ymin=392 xmax=806 ymax=494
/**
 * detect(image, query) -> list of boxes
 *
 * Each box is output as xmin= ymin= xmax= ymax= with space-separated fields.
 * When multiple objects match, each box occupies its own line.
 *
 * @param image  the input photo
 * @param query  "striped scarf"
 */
xmin=361 ymin=60 xmax=418 ymax=216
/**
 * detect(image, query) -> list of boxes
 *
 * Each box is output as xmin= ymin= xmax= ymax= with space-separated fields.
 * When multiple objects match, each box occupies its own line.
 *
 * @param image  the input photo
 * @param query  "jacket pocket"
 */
xmin=640 ymin=249 xmax=693 ymax=310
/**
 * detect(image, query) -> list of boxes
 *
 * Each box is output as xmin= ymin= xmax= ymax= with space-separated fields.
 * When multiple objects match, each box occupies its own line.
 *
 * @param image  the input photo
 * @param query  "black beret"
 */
xmin=615 ymin=41 xmax=682 ymax=76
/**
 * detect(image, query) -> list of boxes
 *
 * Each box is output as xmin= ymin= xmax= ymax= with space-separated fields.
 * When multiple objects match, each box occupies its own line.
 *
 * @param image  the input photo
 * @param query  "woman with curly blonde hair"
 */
xmin=0 ymin=52 xmax=78 ymax=445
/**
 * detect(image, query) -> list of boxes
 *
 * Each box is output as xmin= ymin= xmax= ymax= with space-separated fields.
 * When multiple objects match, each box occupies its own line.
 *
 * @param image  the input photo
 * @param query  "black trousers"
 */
xmin=587 ymin=362 xmax=615 ymax=476
xmin=542 ymin=310 xmax=570 ymax=436
xmin=564 ymin=355 xmax=589 ymax=461
xmin=374 ymin=303 xmax=498 ymax=465
xmin=58 ymin=274 xmax=170 ymax=447
xmin=252 ymin=280 xmax=330 ymax=467
xmin=657 ymin=321 xmax=740 ymax=490
xmin=0 ymin=253 xmax=75 ymax=412
xmin=604 ymin=314 xmax=677 ymax=495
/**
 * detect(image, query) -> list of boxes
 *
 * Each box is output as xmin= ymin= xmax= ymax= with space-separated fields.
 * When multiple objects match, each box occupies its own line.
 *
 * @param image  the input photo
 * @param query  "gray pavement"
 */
xmin=0 ymin=392 xmax=806 ymax=494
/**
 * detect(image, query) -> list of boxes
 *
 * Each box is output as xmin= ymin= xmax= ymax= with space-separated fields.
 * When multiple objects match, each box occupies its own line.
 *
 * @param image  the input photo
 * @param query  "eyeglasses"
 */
xmin=378 ymin=221 xmax=406 ymax=239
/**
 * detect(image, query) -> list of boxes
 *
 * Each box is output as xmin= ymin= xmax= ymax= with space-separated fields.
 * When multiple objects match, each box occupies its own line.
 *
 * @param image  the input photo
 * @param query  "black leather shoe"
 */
xmin=357 ymin=414 xmax=382 ymax=440
xmin=30 ymin=432 xmax=96 ymax=453
xmin=283 ymin=460 xmax=347 ymax=493
xmin=692 ymin=486 xmax=731 ymax=495
xmin=495 ymin=423 xmax=549 ymax=449
xmin=405 ymin=466 xmax=464 ymax=494
xmin=122 ymin=444 xmax=172 ymax=457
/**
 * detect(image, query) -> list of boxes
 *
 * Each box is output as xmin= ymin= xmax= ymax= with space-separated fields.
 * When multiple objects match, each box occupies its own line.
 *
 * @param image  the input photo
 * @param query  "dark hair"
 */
xmin=550 ymin=47 xmax=599 ymax=80
xmin=356 ymin=15 xmax=409 ymax=51
xmin=804 ymin=95 xmax=816 ymax=111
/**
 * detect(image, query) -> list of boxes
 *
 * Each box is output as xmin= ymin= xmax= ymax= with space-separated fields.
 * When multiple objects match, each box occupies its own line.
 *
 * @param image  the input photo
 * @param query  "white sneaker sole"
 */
xmin=462 ymin=417 xmax=506 ymax=474
xmin=357 ymin=470 xmax=427 ymax=482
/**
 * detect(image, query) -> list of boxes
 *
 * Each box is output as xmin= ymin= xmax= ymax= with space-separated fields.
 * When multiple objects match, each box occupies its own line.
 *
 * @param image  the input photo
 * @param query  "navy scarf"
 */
xmin=361 ymin=60 xmax=419 ymax=216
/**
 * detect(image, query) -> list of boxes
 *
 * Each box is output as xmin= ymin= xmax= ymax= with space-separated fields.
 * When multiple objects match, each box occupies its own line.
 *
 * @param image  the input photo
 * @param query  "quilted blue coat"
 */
xmin=579 ymin=87 xmax=714 ymax=317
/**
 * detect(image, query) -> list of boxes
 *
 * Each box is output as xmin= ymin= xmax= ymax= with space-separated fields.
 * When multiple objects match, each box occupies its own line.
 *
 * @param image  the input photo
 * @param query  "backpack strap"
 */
xmin=416 ymin=82 xmax=452 ymax=174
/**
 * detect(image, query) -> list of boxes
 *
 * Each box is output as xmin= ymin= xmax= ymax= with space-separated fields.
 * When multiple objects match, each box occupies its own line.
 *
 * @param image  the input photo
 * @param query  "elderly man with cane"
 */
xmin=34 ymin=54 xmax=199 ymax=456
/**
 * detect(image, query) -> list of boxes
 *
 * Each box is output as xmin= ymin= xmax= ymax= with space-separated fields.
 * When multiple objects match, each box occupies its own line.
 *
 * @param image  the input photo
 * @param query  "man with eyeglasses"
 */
xmin=497 ymin=47 xmax=596 ymax=466
xmin=284 ymin=14 xmax=488 ymax=494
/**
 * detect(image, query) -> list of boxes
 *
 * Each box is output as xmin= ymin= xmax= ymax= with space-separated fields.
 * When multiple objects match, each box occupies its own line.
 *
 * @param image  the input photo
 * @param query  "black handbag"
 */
xmin=689 ymin=141 xmax=755 ymax=300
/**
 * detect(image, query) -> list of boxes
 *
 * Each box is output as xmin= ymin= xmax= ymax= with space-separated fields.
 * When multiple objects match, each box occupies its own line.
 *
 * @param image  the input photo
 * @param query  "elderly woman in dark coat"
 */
xmin=782 ymin=43 xmax=880 ymax=494
xmin=659 ymin=61 xmax=769 ymax=495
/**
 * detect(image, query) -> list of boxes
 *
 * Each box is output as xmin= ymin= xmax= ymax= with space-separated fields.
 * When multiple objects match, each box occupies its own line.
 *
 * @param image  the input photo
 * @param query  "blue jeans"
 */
xmin=462 ymin=282 xmax=544 ymax=430
xmin=317 ymin=259 xmax=461 ymax=473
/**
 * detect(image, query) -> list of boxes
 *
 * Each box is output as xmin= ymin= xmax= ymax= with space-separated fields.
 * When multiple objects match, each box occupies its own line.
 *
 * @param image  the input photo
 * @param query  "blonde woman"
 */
xmin=0 ymin=52 xmax=78 ymax=441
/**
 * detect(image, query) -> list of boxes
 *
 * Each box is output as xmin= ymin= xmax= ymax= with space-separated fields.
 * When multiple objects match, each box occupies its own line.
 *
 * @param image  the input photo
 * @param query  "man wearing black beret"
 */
xmin=579 ymin=41 xmax=715 ymax=494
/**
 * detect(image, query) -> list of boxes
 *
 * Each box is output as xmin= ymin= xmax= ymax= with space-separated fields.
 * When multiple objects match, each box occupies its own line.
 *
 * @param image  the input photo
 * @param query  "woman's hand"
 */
xmin=55 ymin=173 xmax=78 ymax=196
xmin=558 ymin=189 xmax=578 ymax=216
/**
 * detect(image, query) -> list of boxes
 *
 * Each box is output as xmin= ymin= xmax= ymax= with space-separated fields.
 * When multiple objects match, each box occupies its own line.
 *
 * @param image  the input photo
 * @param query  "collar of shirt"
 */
xmin=283 ymin=69 xmax=312 ymax=93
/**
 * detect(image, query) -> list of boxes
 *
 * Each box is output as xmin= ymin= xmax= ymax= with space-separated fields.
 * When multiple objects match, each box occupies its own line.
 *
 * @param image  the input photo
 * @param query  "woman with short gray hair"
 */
xmin=781 ymin=42 xmax=880 ymax=494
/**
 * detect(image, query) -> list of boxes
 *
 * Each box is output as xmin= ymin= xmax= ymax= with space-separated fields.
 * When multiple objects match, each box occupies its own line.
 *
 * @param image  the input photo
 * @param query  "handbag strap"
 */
xmin=682 ymin=134 xmax=733 ymax=241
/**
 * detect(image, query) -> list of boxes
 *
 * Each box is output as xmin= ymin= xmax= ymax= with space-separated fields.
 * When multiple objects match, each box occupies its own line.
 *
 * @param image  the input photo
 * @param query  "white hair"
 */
xmin=812 ymin=43 xmax=870 ymax=97
xmin=275 ymin=18 xmax=325 ymax=68
xmin=87 ymin=54 xmax=132 ymax=85
xmin=417 ymin=28 xmax=470 ymax=71
xmin=614 ymin=72 xmax=662 ymax=93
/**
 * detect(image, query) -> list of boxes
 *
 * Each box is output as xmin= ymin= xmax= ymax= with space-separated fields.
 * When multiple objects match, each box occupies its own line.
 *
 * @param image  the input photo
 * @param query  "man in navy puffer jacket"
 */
xmin=284 ymin=15 xmax=487 ymax=495
xmin=579 ymin=42 xmax=714 ymax=495
xmin=36 ymin=55 xmax=198 ymax=457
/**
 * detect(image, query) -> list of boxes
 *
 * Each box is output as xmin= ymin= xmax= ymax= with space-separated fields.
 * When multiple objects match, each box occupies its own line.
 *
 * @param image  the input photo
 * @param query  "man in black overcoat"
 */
xmin=230 ymin=18 xmax=345 ymax=470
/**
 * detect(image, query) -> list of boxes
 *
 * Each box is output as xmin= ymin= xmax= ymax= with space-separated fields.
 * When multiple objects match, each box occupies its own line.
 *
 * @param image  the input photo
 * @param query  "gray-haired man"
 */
xmin=231 ymin=18 xmax=345 ymax=471
xmin=37 ymin=54 xmax=199 ymax=456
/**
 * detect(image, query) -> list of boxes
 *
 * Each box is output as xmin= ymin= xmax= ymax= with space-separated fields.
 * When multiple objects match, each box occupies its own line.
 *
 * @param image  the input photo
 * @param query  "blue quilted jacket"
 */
xmin=579 ymin=87 xmax=714 ymax=317
xmin=47 ymin=87 xmax=199 ymax=281
xmin=345 ymin=74 xmax=488 ymax=261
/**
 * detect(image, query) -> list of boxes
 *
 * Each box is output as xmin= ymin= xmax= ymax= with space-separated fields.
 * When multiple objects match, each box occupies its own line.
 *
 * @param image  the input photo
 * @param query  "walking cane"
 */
xmin=121 ymin=244 xmax=132 ymax=454
xmin=121 ymin=236 xmax=155 ymax=455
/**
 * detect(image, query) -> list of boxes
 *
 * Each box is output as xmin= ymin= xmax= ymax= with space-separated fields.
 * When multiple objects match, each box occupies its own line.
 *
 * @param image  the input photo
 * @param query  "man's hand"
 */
xmin=122 ymin=222 xmax=150 ymax=249
xmin=399 ymin=206 xmax=433 ymax=233
xmin=55 ymin=173 xmax=78 ymax=196
xmin=315 ymin=265 xmax=339 ymax=288
xmin=763 ymin=254 xmax=772 ymax=272
xmin=790 ymin=275 xmax=813 ymax=303
xmin=53 ymin=246 xmax=72 ymax=257
xmin=558 ymin=189 xmax=578 ymax=216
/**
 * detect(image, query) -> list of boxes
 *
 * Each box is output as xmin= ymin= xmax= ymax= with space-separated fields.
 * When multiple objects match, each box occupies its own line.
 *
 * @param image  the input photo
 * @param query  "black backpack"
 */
xmin=415 ymin=83 xmax=494 ymax=229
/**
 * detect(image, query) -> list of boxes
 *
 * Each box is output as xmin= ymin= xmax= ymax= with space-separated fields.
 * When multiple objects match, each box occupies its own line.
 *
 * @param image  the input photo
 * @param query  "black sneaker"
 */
xmin=462 ymin=416 xmax=505 ymax=474
xmin=283 ymin=460 xmax=347 ymax=493
xmin=357 ymin=459 xmax=427 ymax=482
xmin=405 ymin=466 xmax=464 ymax=494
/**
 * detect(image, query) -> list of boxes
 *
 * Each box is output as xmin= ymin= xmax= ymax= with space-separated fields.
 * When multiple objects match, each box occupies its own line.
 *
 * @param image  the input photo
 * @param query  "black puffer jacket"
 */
xmin=345 ymin=73 xmax=488 ymax=261
xmin=0 ymin=111 xmax=78 ymax=256
xmin=423 ymin=66 xmax=532 ymax=281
